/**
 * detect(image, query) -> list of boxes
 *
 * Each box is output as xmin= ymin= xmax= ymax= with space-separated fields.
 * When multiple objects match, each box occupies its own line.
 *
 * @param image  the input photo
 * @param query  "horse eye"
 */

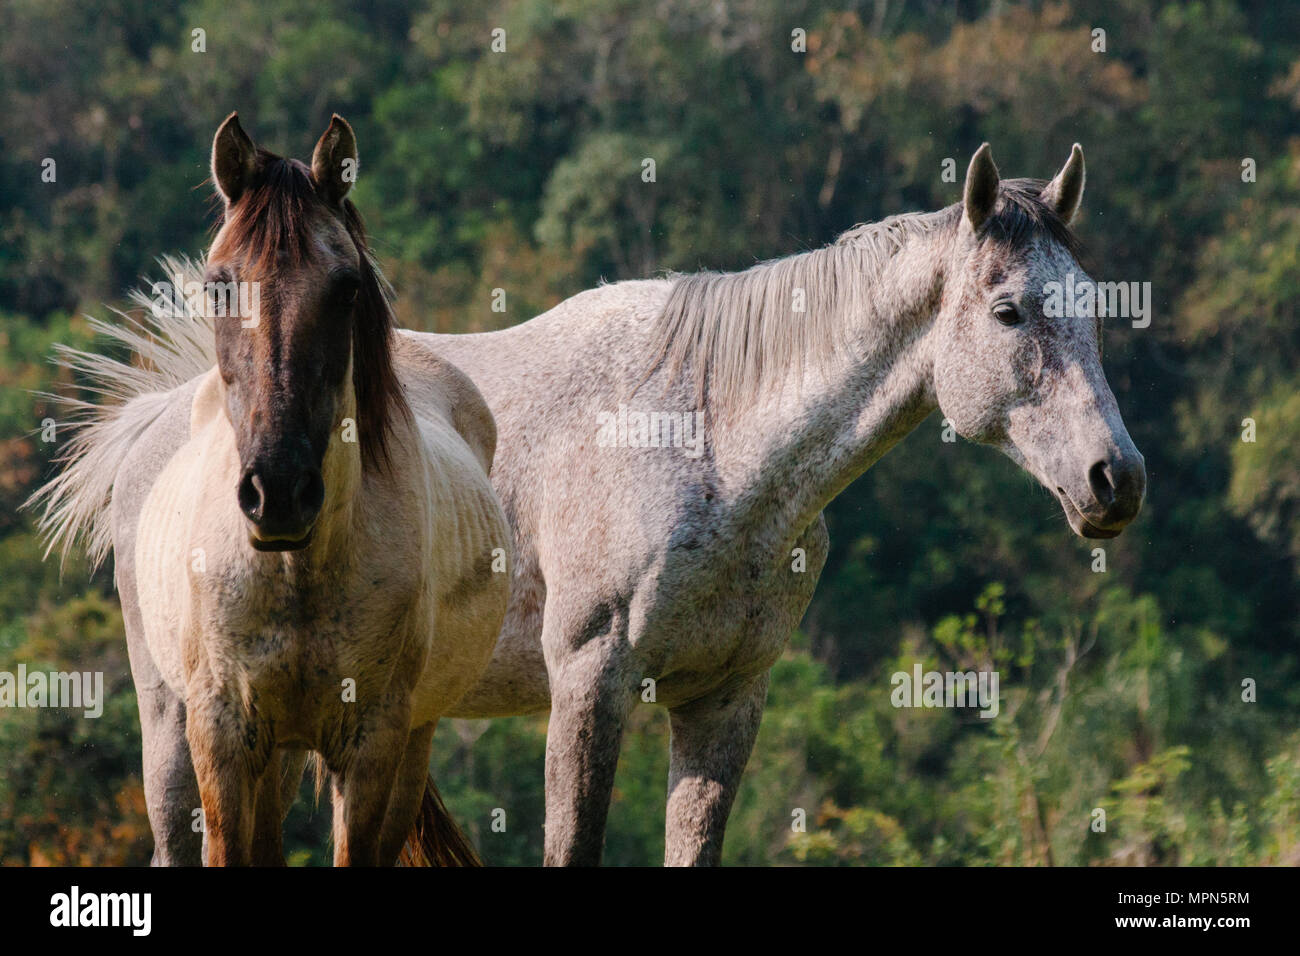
xmin=335 ymin=275 xmax=360 ymax=305
xmin=992 ymin=303 xmax=1022 ymax=326
xmin=207 ymin=276 xmax=234 ymax=316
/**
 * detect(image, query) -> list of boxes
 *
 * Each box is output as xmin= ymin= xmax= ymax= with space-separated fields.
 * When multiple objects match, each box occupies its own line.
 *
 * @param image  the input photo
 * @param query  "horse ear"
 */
xmin=1041 ymin=143 xmax=1086 ymax=224
xmin=212 ymin=112 xmax=257 ymax=205
xmin=963 ymin=142 xmax=1000 ymax=233
xmin=310 ymin=114 xmax=359 ymax=205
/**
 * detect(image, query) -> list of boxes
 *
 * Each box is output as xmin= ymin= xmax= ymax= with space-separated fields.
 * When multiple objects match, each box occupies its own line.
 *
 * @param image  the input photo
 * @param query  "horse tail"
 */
xmin=310 ymin=752 xmax=328 ymax=803
xmin=398 ymin=775 xmax=483 ymax=867
xmin=310 ymin=757 xmax=480 ymax=866
xmin=26 ymin=255 xmax=217 ymax=569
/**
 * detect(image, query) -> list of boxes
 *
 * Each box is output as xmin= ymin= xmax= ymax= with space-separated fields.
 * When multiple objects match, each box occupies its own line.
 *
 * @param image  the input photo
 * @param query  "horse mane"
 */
xmin=215 ymin=150 xmax=411 ymax=471
xmin=26 ymin=254 xmax=217 ymax=569
xmin=646 ymin=177 xmax=1081 ymax=411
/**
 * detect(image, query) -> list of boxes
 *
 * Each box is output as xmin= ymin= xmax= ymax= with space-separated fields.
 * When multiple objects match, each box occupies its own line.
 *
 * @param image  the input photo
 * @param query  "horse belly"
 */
xmin=443 ymin=559 xmax=549 ymax=718
xmin=409 ymin=455 xmax=515 ymax=722
xmin=443 ymin=616 xmax=549 ymax=718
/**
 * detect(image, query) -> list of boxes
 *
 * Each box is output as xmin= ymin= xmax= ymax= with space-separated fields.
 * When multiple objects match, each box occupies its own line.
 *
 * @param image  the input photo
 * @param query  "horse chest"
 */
xmin=192 ymin=566 xmax=425 ymax=722
xmin=617 ymin=511 xmax=829 ymax=706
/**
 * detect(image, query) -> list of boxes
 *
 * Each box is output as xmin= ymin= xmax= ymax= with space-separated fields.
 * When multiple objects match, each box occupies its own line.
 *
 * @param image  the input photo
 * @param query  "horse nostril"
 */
xmin=1088 ymin=459 xmax=1116 ymax=508
xmin=239 ymin=459 xmax=321 ymax=537
xmin=294 ymin=470 xmax=325 ymax=517
xmin=238 ymin=470 xmax=265 ymax=522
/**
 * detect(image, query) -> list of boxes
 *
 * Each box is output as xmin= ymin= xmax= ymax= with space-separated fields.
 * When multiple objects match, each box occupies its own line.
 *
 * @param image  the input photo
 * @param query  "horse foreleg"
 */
xmin=378 ymin=721 xmax=437 ymax=865
xmin=330 ymin=721 xmax=406 ymax=866
xmin=250 ymin=751 xmax=285 ymax=866
xmin=664 ymin=673 xmax=769 ymax=866
xmin=186 ymin=695 xmax=261 ymax=866
xmin=542 ymin=626 xmax=636 ymax=866
xmin=278 ymin=749 xmax=308 ymax=821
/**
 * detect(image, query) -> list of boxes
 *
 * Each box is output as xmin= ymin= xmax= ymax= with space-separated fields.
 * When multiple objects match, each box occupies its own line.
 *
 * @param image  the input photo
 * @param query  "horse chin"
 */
xmin=249 ymin=527 xmax=315 ymax=552
xmin=1056 ymin=488 xmax=1122 ymax=540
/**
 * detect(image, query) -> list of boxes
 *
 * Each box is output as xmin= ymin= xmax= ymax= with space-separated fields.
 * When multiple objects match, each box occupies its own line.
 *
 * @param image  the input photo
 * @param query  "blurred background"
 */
xmin=2 ymin=0 xmax=1299 ymax=865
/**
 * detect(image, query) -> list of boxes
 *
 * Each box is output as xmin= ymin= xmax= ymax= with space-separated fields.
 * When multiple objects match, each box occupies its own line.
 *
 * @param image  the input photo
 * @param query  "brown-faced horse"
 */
xmin=33 ymin=114 xmax=510 ymax=865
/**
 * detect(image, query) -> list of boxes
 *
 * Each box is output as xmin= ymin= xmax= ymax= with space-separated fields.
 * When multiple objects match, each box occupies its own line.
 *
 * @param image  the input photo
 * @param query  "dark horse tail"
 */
xmin=399 ymin=775 xmax=482 ymax=867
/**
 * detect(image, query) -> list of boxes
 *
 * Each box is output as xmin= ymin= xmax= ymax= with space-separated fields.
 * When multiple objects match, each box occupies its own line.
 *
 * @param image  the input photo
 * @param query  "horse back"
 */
xmin=392 ymin=334 xmax=497 ymax=477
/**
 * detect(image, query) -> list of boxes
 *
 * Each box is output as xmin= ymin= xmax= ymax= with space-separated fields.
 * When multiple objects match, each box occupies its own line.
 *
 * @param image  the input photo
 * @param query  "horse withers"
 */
xmin=32 ymin=114 xmax=510 ymax=866
xmin=420 ymin=142 xmax=1146 ymax=865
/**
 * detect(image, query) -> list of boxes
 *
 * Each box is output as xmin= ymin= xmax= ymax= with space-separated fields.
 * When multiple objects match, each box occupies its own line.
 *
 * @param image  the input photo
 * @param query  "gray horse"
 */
xmin=425 ymin=143 xmax=1145 ymax=865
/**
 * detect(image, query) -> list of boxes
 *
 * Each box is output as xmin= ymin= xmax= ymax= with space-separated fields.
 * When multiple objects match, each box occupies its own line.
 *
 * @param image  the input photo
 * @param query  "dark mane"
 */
xmin=215 ymin=151 xmax=315 ymax=269
xmin=983 ymin=177 xmax=1084 ymax=259
xmin=215 ymin=149 xmax=410 ymax=472
xmin=340 ymin=200 xmax=411 ymax=473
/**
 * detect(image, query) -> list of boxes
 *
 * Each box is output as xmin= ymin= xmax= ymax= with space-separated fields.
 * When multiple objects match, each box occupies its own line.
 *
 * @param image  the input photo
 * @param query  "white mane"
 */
xmin=28 ymin=255 xmax=216 ymax=569
xmin=647 ymin=206 xmax=956 ymax=409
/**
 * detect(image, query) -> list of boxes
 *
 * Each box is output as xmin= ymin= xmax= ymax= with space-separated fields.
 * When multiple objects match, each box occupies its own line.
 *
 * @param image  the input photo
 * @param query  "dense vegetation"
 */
xmin=2 ymin=0 xmax=1298 ymax=866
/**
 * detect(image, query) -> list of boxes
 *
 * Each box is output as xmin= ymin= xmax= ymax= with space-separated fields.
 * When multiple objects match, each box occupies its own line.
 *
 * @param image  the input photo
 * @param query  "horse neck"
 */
xmin=712 ymin=227 xmax=952 ymax=538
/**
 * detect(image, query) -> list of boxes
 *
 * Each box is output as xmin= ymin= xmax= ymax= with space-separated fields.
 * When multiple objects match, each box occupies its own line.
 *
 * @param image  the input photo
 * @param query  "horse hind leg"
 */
xmin=664 ymin=672 xmax=769 ymax=866
xmin=135 ymin=680 xmax=203 ymax=866
xmin=278 ymin=749 xmax=308 ymax=820
xmin=120 ymin=568 xmax=202 ymax=864
xmin=377 ymin=721 xmax=446 ymax=865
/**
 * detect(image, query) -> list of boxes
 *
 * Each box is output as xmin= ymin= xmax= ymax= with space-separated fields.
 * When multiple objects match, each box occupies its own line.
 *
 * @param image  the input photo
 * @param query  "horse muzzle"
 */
xmin=1056 ymin=451 xmax=1146 ymax=539
xmin=237 ymin=460 xmax=325 ymax=551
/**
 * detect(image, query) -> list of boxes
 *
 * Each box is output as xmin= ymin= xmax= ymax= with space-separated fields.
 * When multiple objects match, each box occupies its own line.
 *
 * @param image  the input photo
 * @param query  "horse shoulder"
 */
xmin=111 ymin=375 xmax=206 ymax=553
xmin=392 ymin=335 xmax=497 ymax=476
xmin=113 ymin=373 xmax=223 ymax=696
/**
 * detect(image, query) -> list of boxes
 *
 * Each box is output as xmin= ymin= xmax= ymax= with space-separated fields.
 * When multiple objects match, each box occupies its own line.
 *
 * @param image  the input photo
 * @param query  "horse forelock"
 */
xmin=211 ymin=148 xmax=410 ymax=473
xmin=213 ymin=151 xmax=315 ymax=270
xmin=980 ymin=178 xmax=1084 ymax=261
